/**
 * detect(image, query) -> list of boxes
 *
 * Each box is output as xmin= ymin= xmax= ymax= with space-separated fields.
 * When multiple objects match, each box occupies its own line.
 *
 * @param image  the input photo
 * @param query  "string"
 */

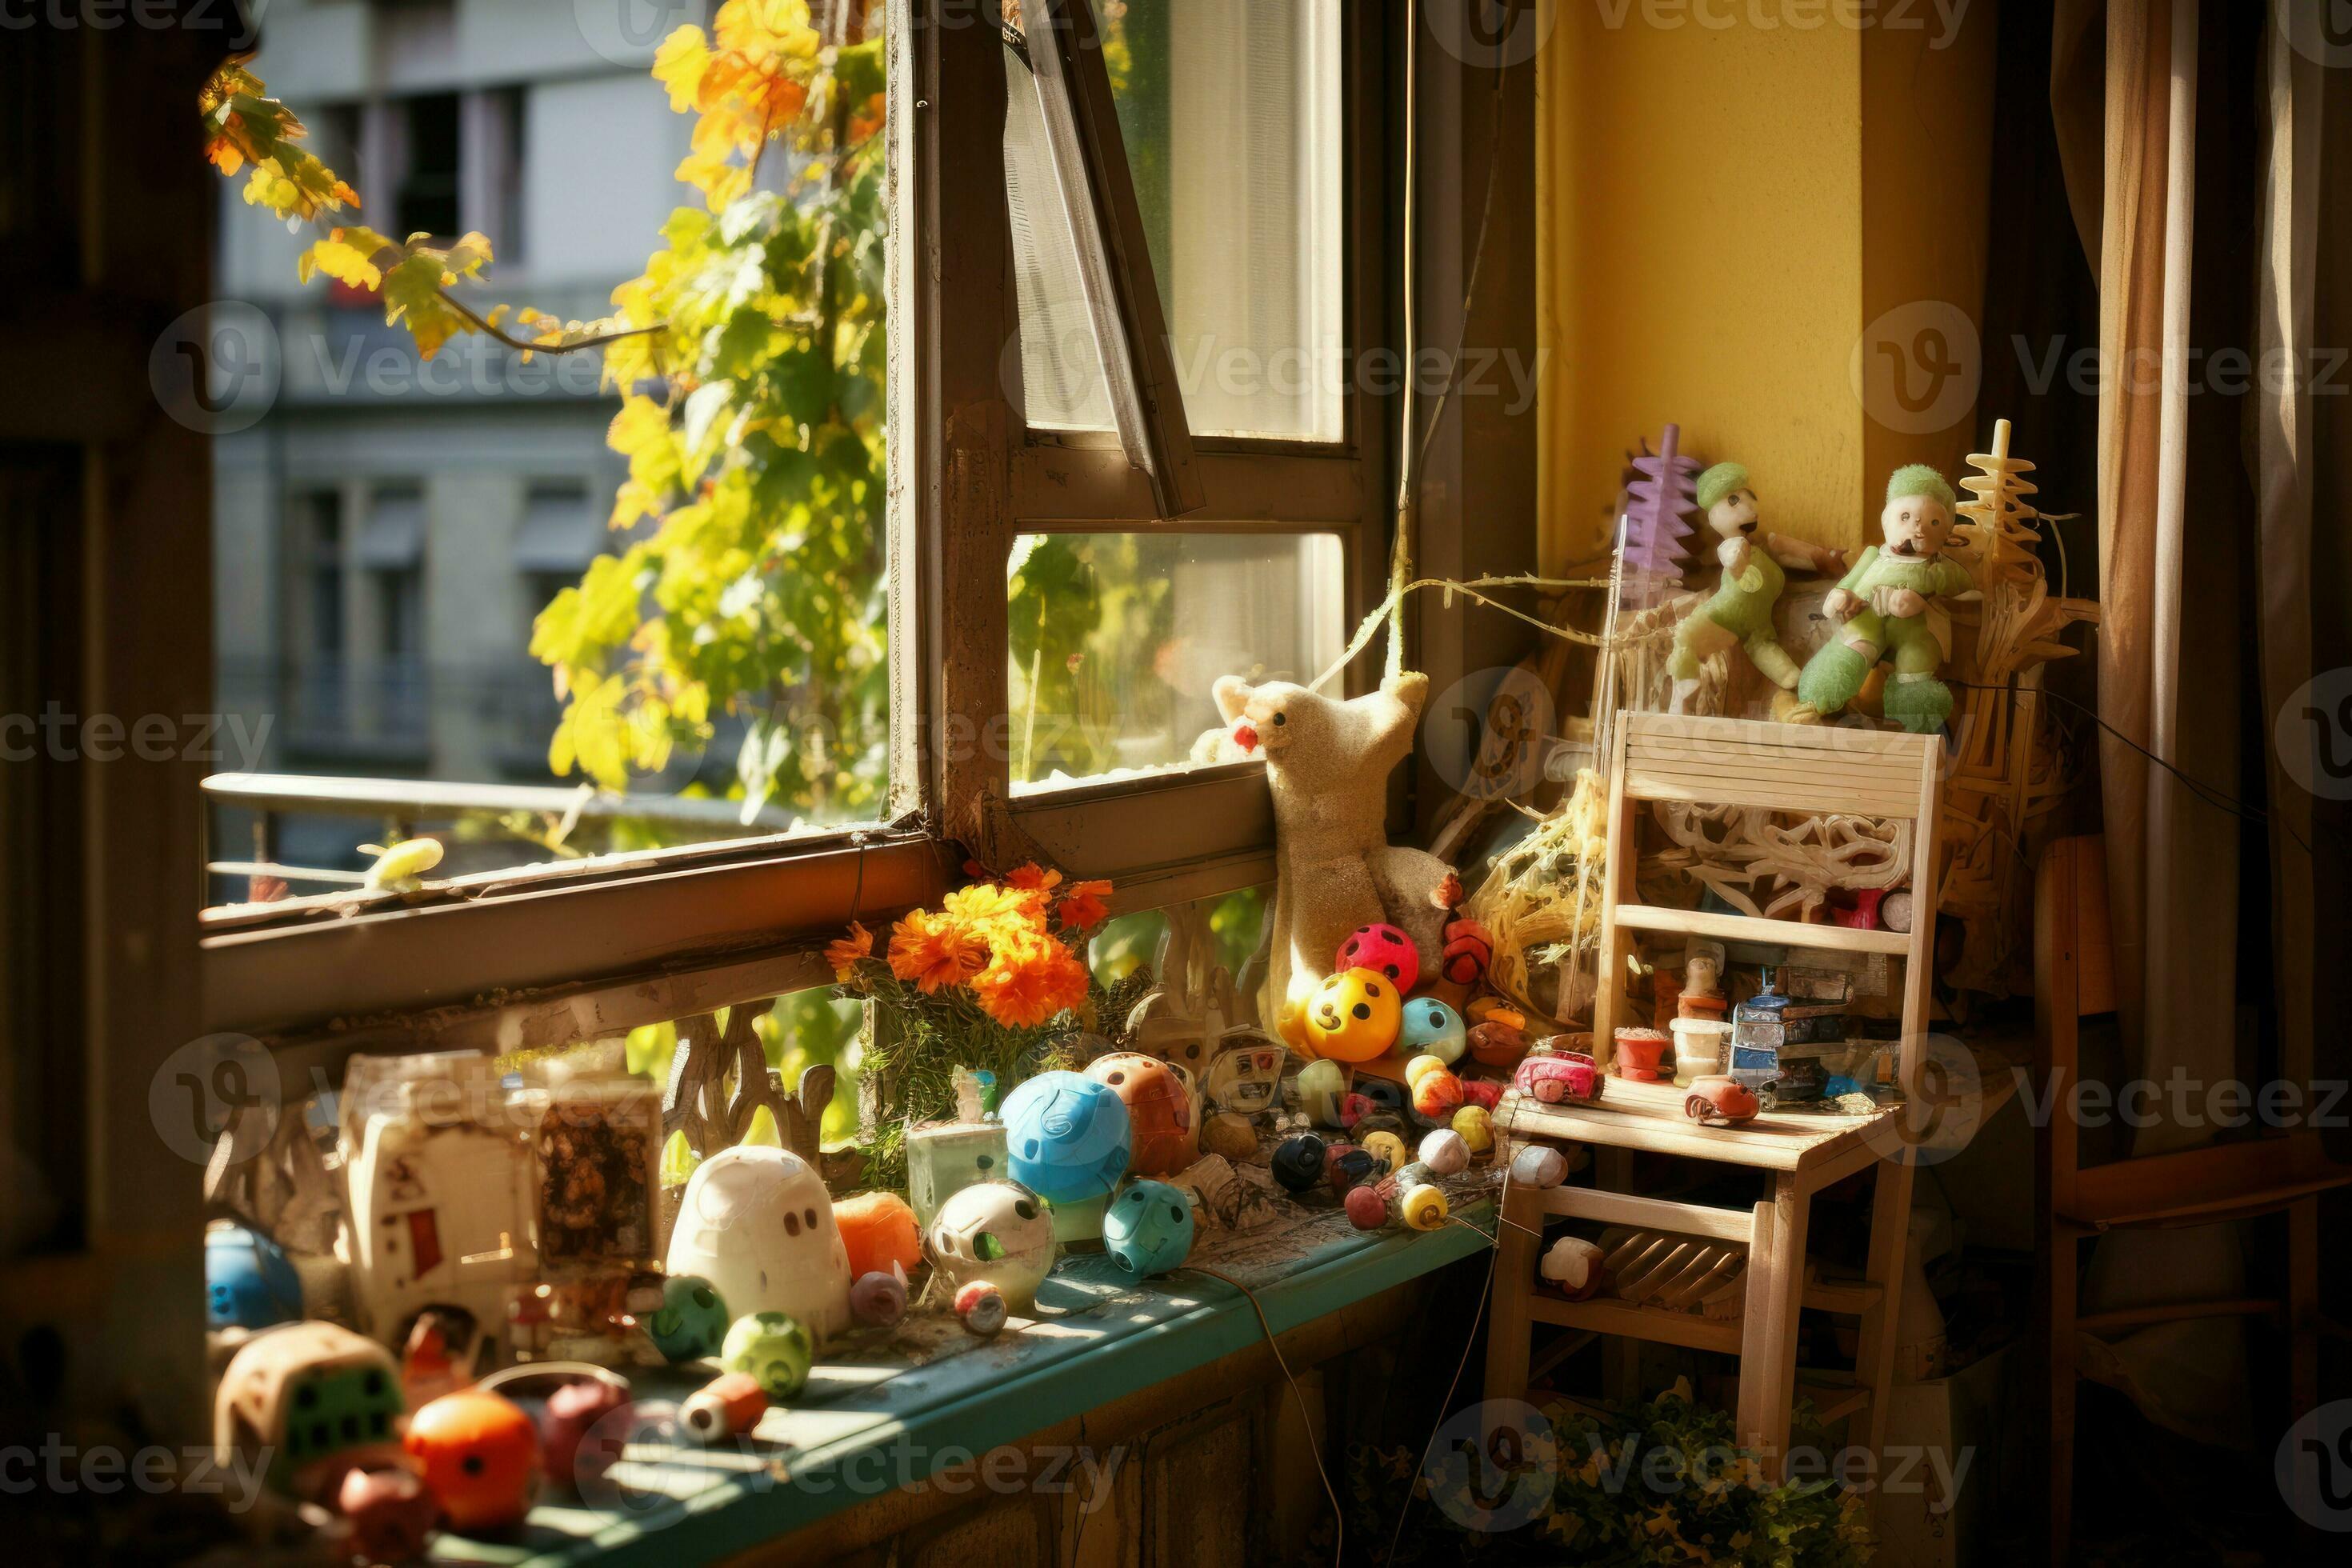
xmin=1185 ymin=1264 xmax=1344 ymax=1566
xmin=1310 ymin=574 xmax=1620 ymax=693
xmin=1389 ymin=0 xmax=1418 ymax=684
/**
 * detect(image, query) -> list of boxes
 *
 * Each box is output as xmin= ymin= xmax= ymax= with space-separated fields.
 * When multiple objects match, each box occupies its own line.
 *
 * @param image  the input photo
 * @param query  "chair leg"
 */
xmin=1851 ymin=1154 xmax=1914 ymax=1524
xmin=1745 ymin=1172 xmax=1810 ymax=1482
xmin=2047 ymin=1226 xmax=2078 ymax=1564
xmin=1735 ymin=1195 xmax=1778 ymax=1455
xmin=1482 ymin=1179 xmax=1541 ymax=1403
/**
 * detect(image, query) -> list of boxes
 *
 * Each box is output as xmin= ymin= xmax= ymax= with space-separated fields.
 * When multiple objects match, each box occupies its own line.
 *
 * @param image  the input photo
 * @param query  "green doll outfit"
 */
xmin=1666 ymin=546 xmax=1802 ymax=688
xmin=1796 ymin=545 xmax=1974 ymax=730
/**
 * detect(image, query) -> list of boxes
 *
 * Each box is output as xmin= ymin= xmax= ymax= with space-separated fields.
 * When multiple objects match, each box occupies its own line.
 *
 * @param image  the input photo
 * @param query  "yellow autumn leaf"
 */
xmin=297 ymin=227 xmax=390 ymax=290
xmin=653 ymin=25 xmax=711 ymax=112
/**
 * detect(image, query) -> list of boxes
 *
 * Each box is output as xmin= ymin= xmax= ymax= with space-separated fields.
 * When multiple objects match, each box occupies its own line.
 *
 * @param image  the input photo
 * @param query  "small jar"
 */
xmin=1670 ymin=1018 xmax=1734 ymax=1086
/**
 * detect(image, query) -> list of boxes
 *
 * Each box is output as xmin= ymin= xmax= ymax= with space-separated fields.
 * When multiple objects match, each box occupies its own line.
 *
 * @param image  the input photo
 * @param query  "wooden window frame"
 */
xmin=202 ymin=0 xmax=1395 ymax=1065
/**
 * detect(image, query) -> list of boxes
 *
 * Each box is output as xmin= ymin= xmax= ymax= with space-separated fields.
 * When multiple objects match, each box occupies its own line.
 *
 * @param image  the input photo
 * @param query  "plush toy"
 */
xmin=1667 ymin=463 xmax=1846 ymax=718
xmin=1207 ymin=673 xmax=1486 ymax=1035
xmin=1797 ymin=465 xmax=1982 ymax=733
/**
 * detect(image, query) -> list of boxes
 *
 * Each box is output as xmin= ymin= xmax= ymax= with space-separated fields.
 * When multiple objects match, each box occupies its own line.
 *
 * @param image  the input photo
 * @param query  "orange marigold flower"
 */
xmin=1005 ymin=863 xmax=1063 ymax=893
xmin=1056 ymin=879 xmax=1112 ymax=929
xmin=974 ymin=940 xmax=1090 ymax=1029
xmin=826 ymin=920 xmax=874 ymax=982
xmin=888 ymin=911 xmax=988 ymax=994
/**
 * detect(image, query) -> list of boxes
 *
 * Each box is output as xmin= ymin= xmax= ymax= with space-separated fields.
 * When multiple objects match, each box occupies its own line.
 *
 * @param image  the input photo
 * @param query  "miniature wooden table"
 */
xmin=1486 ymin=1081 xmax=1914 ymax=1486
xmin=428 ymin=1207 xmax=1491 ymax=1566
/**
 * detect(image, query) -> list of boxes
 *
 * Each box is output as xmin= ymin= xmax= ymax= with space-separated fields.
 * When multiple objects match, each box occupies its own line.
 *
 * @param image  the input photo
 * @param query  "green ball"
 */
xmin=722 ymin=1310 xmax=814 ymax=1401
xmin=647 ymin=1274 xmax=730 ymax=1363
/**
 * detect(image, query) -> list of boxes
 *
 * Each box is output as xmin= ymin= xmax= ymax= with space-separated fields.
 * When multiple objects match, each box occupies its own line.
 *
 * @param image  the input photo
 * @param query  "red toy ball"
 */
xmin=405 ymin=1390 xmax=540 ymax=1533
xmin=1335 ymin=922 xmax=1420 ymax=994
xmin=1345 ymin=1185 xmax=1389 ymax=1230
xmin=1458 ymin=1078 xmax=1502 ymax=1112
xmin=1410 ymin=1070 xmax=1463 ymax=1122
xmin=1085 ymin=1052 xmax=1197 ymax=1176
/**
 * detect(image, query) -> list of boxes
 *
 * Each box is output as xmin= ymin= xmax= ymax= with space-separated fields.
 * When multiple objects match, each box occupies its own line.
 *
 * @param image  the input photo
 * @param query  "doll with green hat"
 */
xmin=1795 ymin=463 xmax=1981 ymax=734
xmin=1666 ymin=462 xmax=1848 ymax=718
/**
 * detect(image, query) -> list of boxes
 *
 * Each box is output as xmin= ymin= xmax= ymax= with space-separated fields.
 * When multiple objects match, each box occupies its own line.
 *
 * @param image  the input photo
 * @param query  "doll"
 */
xmin=1666 ymin=463 xmax=1847 ymax=718
xmin=1796 ymin=464 xmax=1980 ymax=734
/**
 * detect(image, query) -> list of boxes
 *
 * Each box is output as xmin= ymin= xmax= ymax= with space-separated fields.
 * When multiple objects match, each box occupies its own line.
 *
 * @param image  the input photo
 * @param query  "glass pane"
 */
xmin=1005 ymin=34 xmax=1117 ymax=430
xmin=1110 ymin=0 xmax=1343 ymax=441
xmin=206 ymin=12 xmax=890 ymax=912
xmin=1007 ymin=531 xmax=1346 ymax=790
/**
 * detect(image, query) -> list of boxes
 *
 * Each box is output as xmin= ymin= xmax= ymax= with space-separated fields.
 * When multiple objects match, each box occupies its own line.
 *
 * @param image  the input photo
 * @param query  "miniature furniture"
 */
xmin=1487 ymin=711 xmax=1946 ymax=1491
xmin=2033 ymin=834 xmax=2349 ymax=1558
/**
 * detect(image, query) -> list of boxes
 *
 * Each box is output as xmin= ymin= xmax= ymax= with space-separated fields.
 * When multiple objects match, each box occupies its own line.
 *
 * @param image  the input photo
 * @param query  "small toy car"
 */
xmin=1512 ymin=1051 xmax=1603 ymax=1106
xmin=1682 ymin=1075 xmax=1762 ymax=1127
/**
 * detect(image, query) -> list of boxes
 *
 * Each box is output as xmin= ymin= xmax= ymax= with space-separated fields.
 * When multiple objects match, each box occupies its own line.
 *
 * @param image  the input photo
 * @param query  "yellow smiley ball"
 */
xmin=1302 ymin=968 xmax=1404 ymax=1063
xmin=1361 ymin=1130 xmax=1408 ymax=1172
xmin=1451 ymin=1104 xmax=1494 ymax=1154
xmin=1401 ymin=1183 xmax=1450 ymax=1231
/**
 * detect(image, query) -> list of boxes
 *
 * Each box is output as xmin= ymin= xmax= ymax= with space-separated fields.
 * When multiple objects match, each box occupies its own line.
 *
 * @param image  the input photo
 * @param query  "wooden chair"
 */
xmin=1486 ymin=711 xmax=1946 ymax=1490
xmin=2034 ymin=834 xmax=2348 ymax=1557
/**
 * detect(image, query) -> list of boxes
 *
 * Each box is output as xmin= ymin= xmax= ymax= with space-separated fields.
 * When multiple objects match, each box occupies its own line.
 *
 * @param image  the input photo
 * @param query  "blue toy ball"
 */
xmin=1399 ymin=998 xmax=1468 ymax=1064
xmin=1271 ymin=1133 xmax=1328 ymax=1194
xmin=206 ymin=1223 xmax=303 ymax=1331
xmin=1002 ymin=1071 xmax=1133 ymax=1203
xmin=648 ymin=1274 xmax=732 ymax=1363
xmin=1102 ymin=1181 xmax=1196 ymax=1277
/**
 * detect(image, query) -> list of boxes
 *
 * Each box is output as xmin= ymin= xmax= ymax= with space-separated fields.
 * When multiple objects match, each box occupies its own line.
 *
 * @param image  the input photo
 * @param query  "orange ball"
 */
xmin=405 ymin=1389 xmax=539 ymax=1533
xmin=1085 ymin=1052 xmax=1197 ymax=1176
xmin=833 ymin=1190 xmax=922 ymax=1279
xmin=1302 ymin=968 xmax=1404 ymax=1063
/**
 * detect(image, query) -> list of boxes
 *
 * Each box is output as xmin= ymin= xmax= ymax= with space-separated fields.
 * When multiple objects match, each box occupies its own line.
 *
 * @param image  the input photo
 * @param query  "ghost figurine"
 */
xmin=665 ymin=1146 xmax=853 ymax=1346
xmin=1101 ymin=1181 xmax=1196 ymax=1278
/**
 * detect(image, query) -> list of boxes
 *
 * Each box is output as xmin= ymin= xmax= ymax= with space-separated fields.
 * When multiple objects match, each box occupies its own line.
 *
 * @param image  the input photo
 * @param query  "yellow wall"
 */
xmin=1535 ymin=3 xmax=1997 ymax=572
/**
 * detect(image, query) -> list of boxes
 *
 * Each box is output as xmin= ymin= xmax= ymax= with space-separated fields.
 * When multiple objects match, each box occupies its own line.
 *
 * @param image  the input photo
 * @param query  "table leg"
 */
xmin=1482 ymin=1178 xmax=1541 ymax=1402
xmin=1749 ymin=1170 xmax=1810 ymax=1482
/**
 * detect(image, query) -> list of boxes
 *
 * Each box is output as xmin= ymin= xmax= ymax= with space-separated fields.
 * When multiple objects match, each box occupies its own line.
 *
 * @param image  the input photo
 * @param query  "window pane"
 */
xmin=1111 ymin=0 xmax=1343 ymax=441
xmin=207 ymin=14 xmax=890 ymax=911
xmin=1007 ymin=531 xmax=1346 ymax=790
xmin=1004 ymin=32 xmax=1117 ymax=430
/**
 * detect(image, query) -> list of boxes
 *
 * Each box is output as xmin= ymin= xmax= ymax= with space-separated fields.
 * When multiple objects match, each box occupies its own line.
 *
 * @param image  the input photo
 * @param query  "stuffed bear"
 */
xmin=1206 ymin=672 xmax=1483 ymax=1047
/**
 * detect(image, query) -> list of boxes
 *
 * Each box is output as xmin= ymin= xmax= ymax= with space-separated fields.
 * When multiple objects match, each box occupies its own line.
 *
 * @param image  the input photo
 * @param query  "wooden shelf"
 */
xmin=1528 ymin=1293 xmax=1742 ymax=1354
xmin=1613 ymin=902 xmax=1912 ymax=956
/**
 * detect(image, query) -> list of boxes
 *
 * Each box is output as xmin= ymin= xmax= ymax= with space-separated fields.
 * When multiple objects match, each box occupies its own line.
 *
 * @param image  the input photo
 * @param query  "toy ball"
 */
xmin=1403 ymin=1053 xmax=1451 ymax=1090
xmin=1399 ymin=997 xmax=1467 ymax=1063
xmin=1102 ymin=1180 xmax=1196 ymax=1276
xmin=1301 ymin=968 xmax=1404 ymax=1063
xmin=1418 ymin=1129 xmax=1470 ymax=1176
xmin=1510 ymin=1144 xmax=1569 ymax=1189
xmin=405 ymin=1390 xmax=540 ymax=1533
xmin=1086 ymin=1053 xmax=1198 ymax=1176
xmin=1410 ymin=1069 xmax=1463 ymax=1124
xmin=1002 ymin=1071 xmax=1133 ymax=1202
xmin=1271 ymin=1134 xmax=1328 ymax=1194
xmin=954 ymin=1280 xmax=1009 ymax=1338
xmin=833 ymin=1191 xmax=922 ymax=1279
xmin=1459 ymin=1078 xmax=1502 ymax=1112
xmin=648 ymin=1275 xmax=731 ymax=1363
xmin=928 ymin=1181 xmax=1057 ymax=1311
xmin=206 ymin=1223 xmax=303 ymax=1332
xmin=1345 ymin=1185 xmax=1390 ymax=1230
xmin=850 ymin=1269 xmax=908 ymax=1328
xmin=1452 ymin=1105 xmax=1494 ymax=1154
xmin=337 ymin=1466 xmax=438 ymax=1562
xmin=1324 ymin=1144 xmax=1381 ymax=1195
xmin=722 ymin=1311 xmax=814 ymax=1402
xmin=1361 ymin=1130 xmax=1408 ymax=1172
xmin=1335 ymin=922 xmax=1420 ymax=994
xmin=540 ymin=1378 xmax=631 ymax=1493
xmin=1203 ymin=1111 xmax=1259 ymax=1161
xmin=1400 ymin=1184 xmax=1450 ymax=1231
xmin=1296 ymin=1058 xmax=1350 ymax=1126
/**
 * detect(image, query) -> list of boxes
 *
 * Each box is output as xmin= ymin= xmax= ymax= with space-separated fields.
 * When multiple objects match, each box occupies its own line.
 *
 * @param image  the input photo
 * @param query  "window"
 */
xmin=204 ymin=2 xmax=1394 ymax=1106
xmin=394 ymin=93 xmax=462 ymax=241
